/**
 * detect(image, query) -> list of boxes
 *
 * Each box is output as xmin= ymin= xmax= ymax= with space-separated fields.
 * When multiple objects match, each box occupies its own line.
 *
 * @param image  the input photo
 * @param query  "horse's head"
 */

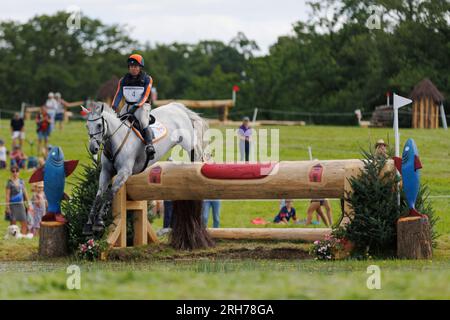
xmin=84 ymin=102 xmax=107 ymax=155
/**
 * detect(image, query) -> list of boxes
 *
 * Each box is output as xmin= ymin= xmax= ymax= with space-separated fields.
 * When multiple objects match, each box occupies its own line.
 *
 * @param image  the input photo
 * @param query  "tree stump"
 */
xmin=39 ymin=222 xmax=68 ymax=257
xmin=397 ymin=216 xmax=432 ymax=259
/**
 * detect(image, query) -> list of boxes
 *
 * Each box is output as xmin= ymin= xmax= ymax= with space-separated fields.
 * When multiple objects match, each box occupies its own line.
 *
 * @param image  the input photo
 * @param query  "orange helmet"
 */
xmin=127 ymin=54 xmax=144 ymax=67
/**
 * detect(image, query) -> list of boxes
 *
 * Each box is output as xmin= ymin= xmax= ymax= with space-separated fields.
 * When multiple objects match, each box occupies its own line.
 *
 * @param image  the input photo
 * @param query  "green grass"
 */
xmin=0 ymin=119 xmax=449 ymax=299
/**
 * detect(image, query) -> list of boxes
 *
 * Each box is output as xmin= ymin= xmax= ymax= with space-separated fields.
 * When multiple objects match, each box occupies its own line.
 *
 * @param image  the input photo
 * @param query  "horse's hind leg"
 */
xmin=93 ymin=168 xmax=131 ymax=232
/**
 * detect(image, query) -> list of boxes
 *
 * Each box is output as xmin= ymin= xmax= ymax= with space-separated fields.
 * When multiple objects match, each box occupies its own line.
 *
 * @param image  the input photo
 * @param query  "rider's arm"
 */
xmin=111 ymin=78 xmax=124 ymax=110
xmin=136 ymin=75 xmax=153 ymax=107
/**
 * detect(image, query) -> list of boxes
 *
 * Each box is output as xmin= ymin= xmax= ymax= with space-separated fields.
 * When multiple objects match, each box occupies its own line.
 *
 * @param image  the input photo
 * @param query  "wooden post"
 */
xmin=108 ymin=185 xmax=159 ymax=248
xmin=397 ymin=216 xmax=432 ymax=259
xmin=419 ymin=99 xmax=424 ymax=128
xmin=39 ymin=222 xmax=68 ymax=257
xmin=108 ymin=184 xmax=127 ymax=247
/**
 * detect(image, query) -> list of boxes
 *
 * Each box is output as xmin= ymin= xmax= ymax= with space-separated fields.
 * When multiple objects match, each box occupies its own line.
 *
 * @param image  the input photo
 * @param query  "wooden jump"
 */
xmin=208 ymin=228 xmax=331 ymax=241
xmin=153 ymin=99 xmax=234 ymax=122
xmin=108 ymin=160 xmax=395 ymax=248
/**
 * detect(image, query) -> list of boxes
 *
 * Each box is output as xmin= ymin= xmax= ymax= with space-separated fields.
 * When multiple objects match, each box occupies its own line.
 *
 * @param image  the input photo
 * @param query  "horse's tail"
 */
xmin=174 ymin=103 xmax=209 ymax=161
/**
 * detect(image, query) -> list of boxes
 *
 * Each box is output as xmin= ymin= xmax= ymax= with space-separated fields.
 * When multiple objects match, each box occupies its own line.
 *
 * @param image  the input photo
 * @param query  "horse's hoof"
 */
xmin=82 ymin=224 xmax=93 ymax=236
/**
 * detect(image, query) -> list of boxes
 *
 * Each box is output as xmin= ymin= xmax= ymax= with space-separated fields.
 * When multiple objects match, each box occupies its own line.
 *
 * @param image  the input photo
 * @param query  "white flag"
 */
xmin=393 ymin=94 xmax=412 ymax=110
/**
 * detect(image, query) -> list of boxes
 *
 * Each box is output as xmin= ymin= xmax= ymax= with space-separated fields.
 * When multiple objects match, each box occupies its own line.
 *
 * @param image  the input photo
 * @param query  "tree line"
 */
xmin=0 ymin=0 xmax=448 ymax=124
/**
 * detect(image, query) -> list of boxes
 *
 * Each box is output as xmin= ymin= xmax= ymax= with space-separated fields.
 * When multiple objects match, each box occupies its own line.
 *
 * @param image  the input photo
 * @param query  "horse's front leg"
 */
xmin=93 ymin=168 xmax=132 ymax=232
xmin=83 ymin=168 xmax=112 ymax=235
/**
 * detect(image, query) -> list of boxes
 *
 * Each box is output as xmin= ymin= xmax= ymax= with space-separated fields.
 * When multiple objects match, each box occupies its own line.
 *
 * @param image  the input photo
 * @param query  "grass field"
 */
xmin=0 ymin=118 xmax=449 ymax=299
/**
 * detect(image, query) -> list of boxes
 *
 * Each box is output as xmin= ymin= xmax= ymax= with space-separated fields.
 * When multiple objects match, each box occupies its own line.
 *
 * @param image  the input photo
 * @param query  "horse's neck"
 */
xmin=103 ymin=112 xmax=121 ymax=138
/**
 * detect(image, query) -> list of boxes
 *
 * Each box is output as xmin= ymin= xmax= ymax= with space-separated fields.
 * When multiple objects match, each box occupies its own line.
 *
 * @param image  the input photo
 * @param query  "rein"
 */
xmin=88 ymin=113 xmax=135 ymax=164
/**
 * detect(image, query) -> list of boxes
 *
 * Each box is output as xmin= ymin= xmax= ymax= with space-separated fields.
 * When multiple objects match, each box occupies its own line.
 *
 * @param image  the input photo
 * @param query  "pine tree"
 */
xmin=342 ymin=149 xmax=437 ymax=258
xmin=63 ymin=153 xmax=112 ymax=253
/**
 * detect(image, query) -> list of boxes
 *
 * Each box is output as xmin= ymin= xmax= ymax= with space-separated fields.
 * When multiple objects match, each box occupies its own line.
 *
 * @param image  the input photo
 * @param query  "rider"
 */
xmin=111 ymin=53 xmax=156 ymax=159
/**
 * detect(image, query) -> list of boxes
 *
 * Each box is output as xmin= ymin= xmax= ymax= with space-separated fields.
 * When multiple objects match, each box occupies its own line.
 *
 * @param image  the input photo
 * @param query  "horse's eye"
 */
xmin=97 ymin=124 xmax=102 ymax=129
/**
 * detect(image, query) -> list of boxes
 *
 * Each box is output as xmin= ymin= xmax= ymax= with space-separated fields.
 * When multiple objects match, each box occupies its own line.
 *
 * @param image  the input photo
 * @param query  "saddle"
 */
xmin=119 ymin=113 xmax=156 ymax=143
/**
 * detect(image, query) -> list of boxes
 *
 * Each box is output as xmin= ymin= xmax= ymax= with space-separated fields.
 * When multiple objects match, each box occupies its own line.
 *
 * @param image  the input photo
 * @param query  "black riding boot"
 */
xmin=142 ymin=127 xmax=155 ymax=159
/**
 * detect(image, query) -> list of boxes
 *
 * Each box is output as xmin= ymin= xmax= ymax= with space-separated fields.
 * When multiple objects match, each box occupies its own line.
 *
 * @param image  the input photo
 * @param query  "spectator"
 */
xmin=163 ymin=200 xmax=173 ymax=228
xmin=306 ymin=199 xmax=333 ymax=227
xmin=10 ymin=112 xmax=25 ymax=148
xmin=0 ymin=139 xmax=7 ymax=169
xmin=54 ymin=92 xmax=67 ymax=130
xmin=10 ymin=145 xmax=27 ymax=169
xmin=237 ymin=116 xmax=253 ymax=162
xmin=274 ymin=199 xmax=297 ymax=224
xmin=5 ymin=165 xmax=30 ymax=235
xmin=375 ymin=139 xmax=388 ymax=158
xmin=29 ymin=181 xmax=46 ymax=236
xmin=44 ymin=92 xmax=58 ymax=133
xmin=36 ymin=106 xmax=51 ymax=156
xmin=202 ymin=200 xmax=221 ymax=228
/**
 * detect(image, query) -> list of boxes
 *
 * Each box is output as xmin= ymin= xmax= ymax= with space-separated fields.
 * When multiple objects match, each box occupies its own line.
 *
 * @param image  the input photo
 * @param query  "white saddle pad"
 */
xmin=149 ymin=121 xmax=167 ymax=143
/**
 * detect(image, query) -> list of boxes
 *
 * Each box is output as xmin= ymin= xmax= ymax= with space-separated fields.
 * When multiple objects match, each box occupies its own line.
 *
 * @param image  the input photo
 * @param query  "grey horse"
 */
xmin=82 ymin=101 xmax=208 ymax=235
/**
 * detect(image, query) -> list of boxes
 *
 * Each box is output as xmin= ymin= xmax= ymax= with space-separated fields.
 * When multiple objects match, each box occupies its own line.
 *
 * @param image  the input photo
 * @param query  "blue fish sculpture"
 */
xmin=393 ymin=139 xmax=426 ymax=219
xmin=29 ymin=146 xmax=78 ymax=223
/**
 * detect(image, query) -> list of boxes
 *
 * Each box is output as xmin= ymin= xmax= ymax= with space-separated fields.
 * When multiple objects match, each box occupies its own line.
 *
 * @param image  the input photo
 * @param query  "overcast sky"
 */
xmin=0 ymin=0 xmax=310 ymax=54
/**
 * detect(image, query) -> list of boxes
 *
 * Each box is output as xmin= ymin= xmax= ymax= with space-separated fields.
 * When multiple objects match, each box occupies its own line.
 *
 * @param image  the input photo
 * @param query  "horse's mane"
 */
xmin=92 ymin=101 xmax=118 ymax=118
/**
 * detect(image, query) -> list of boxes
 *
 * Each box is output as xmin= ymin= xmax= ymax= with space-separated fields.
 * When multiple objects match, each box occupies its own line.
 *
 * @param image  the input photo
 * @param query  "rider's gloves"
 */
xmin=129 ymin=104 xmax=139 ymax=114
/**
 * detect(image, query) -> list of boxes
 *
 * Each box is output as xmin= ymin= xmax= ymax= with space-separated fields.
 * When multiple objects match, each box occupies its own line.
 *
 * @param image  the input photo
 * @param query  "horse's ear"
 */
xmin=81 ymin=105 xmax=90 ymax=114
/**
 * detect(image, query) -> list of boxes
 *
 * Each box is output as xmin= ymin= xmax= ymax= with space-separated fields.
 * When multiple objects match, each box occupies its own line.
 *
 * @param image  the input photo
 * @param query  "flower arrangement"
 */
xmin=77 ymin=238 xmax=108 ymax=261
xmin=310 ymin=234 xmax=352 ymax=260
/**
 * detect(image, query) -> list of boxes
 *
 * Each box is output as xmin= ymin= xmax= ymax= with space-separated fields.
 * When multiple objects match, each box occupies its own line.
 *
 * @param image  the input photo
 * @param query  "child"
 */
xmin=29 ymin=181 xmax=46 ymax=236
xmin=274 ymin=199 xmax=297 ymax=224
xmin=0 ymin=139 xmax=7 ymax=169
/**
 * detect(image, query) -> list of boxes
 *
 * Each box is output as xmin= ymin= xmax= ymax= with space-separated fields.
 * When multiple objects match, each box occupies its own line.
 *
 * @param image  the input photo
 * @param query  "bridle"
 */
xmin=87 ymin=113 xmax=135 ymax=164
xmin=87 ymin=115 xmax=107 ymax=146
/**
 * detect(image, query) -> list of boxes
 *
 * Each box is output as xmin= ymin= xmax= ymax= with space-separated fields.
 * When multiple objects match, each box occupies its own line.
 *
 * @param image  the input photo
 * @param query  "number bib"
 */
xmin=123 ymin=86 xmax=145 ymax=103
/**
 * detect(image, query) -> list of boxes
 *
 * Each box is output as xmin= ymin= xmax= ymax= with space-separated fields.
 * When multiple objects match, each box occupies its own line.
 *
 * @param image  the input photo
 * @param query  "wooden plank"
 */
xmin=112 ymin=184 xmax=127 ymax=248
xmin=126 ymin=200 xmax=147 ymax=211
xmin=419 ymin=99 xmax=424 ymax=128
xmin=133 ymin=201 xmax=148 ymax=246
xmin=154 ymin=99 xmax=234 ymax=109
xmin=147 ymin=221 xmax=159 ymax=243
xmin=207 ymin=228 xmax=331 ymax=242
xmin=106 ymin=217 xmax=123 ymax=246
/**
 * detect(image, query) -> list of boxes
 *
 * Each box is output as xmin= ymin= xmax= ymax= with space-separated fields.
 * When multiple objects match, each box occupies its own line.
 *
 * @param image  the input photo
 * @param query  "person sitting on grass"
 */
xmin=10 ymin=145 xmax=27 ymax=169
xmin=274 ymin=199 xmax=297 ymax=224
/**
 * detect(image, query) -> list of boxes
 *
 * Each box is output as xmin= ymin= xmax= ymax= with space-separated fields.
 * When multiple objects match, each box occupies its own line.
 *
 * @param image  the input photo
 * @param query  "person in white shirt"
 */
xmin=44 ymin=92 xmax=58 ymax=133
xmin=0 ymin=139 xmax=7 ymax=169
xmin=54 ymin=92 xmax=68 ymax=130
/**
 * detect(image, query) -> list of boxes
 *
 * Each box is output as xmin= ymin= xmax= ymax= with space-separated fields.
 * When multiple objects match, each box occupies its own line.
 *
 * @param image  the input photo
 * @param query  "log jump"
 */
xmin=108 ymin=160 xmax=394 ymax=247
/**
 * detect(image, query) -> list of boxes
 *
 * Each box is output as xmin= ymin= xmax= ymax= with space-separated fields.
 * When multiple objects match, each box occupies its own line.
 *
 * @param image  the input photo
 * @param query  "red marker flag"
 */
xmin=233 ymin=85 xmax=240 ymax=92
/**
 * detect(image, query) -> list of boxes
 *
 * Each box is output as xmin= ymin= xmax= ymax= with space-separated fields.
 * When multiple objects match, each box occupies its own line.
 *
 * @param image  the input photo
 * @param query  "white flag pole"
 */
xmin=393 ymin=93 xmax=413 ymax=157
xmin=393 ymin=93 xmax=413 ymax=207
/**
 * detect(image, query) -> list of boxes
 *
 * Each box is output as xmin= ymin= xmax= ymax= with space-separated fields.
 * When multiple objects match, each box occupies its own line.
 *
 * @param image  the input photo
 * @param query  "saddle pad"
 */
xmin=149 ymin=121 xmax=167 ymax=143
xmin=200 ymin=163 xmax=277 ymax=180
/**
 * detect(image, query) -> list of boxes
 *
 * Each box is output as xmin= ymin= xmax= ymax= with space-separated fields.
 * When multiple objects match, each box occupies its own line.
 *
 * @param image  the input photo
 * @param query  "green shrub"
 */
xmin=341 ymin=149 xmax=437 ymax=258
xmin=63 ymin=152 xmax=113 ymax=253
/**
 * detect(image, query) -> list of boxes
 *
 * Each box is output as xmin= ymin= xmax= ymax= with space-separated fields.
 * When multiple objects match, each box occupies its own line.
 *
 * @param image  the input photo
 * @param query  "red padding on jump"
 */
xmin=200 ymin=163 xmax=277 ymax=180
